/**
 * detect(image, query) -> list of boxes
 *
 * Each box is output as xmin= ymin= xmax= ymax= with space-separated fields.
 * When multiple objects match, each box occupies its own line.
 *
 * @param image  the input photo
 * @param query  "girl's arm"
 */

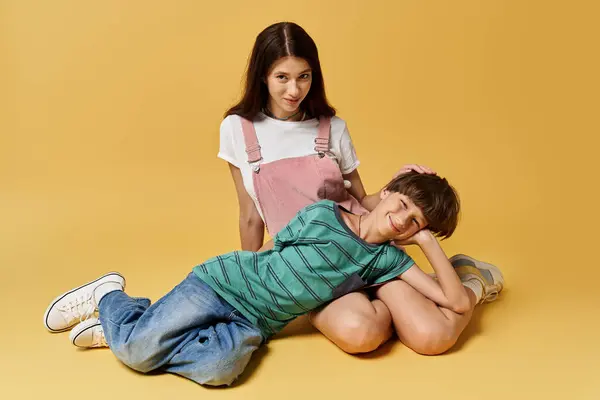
xmin=343 ymin=169 xmax=381 ymax=211
xmin=396 ymin=231 xmax=471 ymax=313
xmin=258 ymin=240 xmax=274 ymax=252
xmin=228 ymin=163 xmax=265 ymax=251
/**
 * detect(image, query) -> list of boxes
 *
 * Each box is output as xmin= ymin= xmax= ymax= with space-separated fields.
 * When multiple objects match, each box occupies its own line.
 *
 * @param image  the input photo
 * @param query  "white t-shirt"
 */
xmin=218 ymin=113 xmax=360 ymax=219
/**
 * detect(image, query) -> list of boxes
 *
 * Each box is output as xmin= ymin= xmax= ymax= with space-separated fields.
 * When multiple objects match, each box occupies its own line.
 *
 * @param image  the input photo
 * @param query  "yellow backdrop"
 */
xmin=1 ymin=0 xmax=598 ymax=399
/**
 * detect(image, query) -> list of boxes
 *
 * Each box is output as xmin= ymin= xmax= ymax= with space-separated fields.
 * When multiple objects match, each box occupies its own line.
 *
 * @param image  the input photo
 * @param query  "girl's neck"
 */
xmin=264 ymin=104 xmax=304 ymax=122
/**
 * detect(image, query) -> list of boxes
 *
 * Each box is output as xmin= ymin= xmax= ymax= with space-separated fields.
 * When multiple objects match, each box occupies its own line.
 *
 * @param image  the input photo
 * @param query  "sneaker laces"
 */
xmin=56 ymin=293 xmax=96 ymax=324
xmin=91 ymin=325 xmax=108 ymax=348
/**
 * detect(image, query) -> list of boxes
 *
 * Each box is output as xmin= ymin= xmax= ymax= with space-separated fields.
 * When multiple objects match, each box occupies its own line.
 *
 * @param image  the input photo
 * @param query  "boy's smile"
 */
xmin=343 ymin=191 xmax=429 ymax=245
xmin=379 ymin=192 xmax=428 ymax=241
xmin=351 ymin=191 xmax=428 ymax=244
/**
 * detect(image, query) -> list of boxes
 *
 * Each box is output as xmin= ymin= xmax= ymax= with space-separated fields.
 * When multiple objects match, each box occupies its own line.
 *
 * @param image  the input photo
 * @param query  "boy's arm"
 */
xmin=397 ymin=231 xmax=471 ymax=313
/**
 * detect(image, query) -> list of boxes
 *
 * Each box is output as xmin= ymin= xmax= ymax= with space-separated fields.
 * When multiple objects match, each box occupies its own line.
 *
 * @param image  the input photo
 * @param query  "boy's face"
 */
xmin=374 ymin=190 xmax=428 ymax=241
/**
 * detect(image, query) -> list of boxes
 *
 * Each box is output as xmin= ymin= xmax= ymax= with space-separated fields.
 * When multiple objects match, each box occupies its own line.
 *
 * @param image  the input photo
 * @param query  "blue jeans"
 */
xmin=97 ymin=272 xmax=263 ymax=386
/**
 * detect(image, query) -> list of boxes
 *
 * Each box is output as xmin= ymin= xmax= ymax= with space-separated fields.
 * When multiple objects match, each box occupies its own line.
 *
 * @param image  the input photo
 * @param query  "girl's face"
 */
xmin=265 ymin=56 xmax=312 ymax=119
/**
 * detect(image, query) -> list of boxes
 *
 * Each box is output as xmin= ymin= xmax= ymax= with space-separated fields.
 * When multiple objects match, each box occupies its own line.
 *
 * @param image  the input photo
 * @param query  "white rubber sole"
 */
xmin=69 ymin=317 xmax=106 ymax=348
xmin=43 ymin=272 xmax=125 ymax=333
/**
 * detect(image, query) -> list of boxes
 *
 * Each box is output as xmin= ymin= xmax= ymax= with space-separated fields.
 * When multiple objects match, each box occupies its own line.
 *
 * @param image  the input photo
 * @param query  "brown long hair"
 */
xmin=225 ymin=22 xmax=336 ymax=120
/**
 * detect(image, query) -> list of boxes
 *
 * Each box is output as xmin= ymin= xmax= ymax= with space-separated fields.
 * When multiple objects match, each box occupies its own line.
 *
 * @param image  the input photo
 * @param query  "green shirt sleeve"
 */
xmin=272 ymin=207 xmax=311 ymax=249
xmin=372 ymin=246 xmax=415 ymax=284
xmin=272 ymin=201 xmax=334 ymax=250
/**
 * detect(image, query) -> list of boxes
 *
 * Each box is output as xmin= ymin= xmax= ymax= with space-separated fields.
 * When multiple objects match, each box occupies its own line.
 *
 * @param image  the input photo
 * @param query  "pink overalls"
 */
xmin=241 ymin=117 xmax=367 ymax=236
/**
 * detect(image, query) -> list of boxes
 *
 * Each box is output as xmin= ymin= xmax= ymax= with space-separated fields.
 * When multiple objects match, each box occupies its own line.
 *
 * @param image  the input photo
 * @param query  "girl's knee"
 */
xmin=334 ymin=312 xmax=390 ymax=354
xmin=401 ymin=322 xmax=457 ymax=356
xmin=409 ymin=337 xmax=456 ymax=356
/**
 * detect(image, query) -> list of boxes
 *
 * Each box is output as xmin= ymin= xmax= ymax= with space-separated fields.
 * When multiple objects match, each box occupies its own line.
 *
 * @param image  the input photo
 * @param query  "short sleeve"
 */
xmin=338 ymin=124 xmax=360 ymax=174
xmin=272 ymin=202 xmax=332 ymax=249
xmin=372 ymin=247 xmax=415 ymax=284
xmin=272 ymin=207 xmax=309 ymax=249
xmin=217 ymin=116 xmax=241 ymax=168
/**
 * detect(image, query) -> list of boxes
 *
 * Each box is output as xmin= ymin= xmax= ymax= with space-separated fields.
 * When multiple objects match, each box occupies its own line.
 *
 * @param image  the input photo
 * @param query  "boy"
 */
xmin=43 ymin=172 xmax=503 ymax=386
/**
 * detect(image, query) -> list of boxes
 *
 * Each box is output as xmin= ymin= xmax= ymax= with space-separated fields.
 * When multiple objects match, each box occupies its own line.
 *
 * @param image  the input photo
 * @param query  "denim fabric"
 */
xmin=98 ymin=272 xmax=263 ymax=386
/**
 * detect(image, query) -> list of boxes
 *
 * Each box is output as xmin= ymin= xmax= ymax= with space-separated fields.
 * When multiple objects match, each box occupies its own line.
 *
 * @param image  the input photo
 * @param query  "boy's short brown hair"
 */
xmin=385 ymin=172 xmax=460 ymax=239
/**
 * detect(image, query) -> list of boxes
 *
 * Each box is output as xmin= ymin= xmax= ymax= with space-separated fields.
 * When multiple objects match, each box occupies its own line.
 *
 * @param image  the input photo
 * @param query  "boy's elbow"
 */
xmin=450 ymin=303 xmax=470 ymax=314
xmin=449 ymin=294 xmax=472 ymax=314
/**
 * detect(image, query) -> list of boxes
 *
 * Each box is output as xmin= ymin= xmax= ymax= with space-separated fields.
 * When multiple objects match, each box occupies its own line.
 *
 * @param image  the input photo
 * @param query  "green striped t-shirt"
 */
xmin=192 ymin=200 xmax=414 ymax=339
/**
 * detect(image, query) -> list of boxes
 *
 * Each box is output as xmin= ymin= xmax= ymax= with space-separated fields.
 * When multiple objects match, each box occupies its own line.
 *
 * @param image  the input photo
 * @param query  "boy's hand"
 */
xmin=394 ymin=229 xmax=436 ymax=247
xmin=390 ymin=241 xmax=407 ymax=252
xmin=393 ymin=164 xmax=437 ymax=178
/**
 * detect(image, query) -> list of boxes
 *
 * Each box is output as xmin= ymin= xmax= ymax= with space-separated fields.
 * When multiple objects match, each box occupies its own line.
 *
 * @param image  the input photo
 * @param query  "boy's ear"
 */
xmin=380 ymin=189 xmax=390 ymax=200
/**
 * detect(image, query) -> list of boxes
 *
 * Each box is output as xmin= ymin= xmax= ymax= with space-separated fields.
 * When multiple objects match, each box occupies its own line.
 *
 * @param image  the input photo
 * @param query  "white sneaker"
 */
xmin=449 ymin=254 xmax=504 ymax=302
xmin=43 ymin=272 xmax=125 ymax=332
xmin=70 ymin=317 xmax=108 ymax=348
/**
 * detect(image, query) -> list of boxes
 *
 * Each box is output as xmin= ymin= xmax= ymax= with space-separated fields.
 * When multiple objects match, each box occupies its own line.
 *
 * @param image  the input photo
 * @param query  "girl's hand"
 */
xmin=393 ymin=164 xmax=437 ymax=178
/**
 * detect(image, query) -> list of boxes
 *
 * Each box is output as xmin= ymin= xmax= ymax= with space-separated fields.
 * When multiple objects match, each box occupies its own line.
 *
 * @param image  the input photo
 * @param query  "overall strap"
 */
xmin=240 ymin=118 xmax=262 ymax=163
xmin=314 ymin=117 xmax=331 ymax=154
